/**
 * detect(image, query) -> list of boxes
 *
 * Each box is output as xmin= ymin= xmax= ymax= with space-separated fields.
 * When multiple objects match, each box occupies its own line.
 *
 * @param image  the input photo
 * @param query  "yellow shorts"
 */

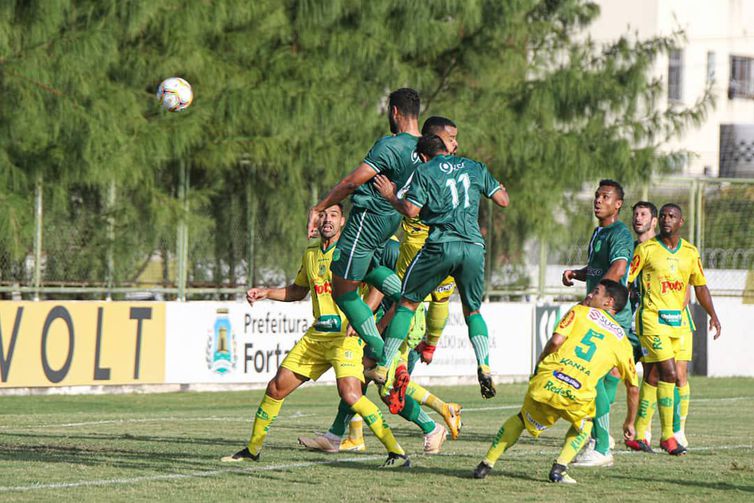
xmin=281 ymin=330 xmax=364 ymax=382
xmin=520 ymin=394 xmax=593 ymax=438
xmin=640 ymin=333 xmax=681 ymax=363
xmin=676 ymin=307 xmax=694 ymax=361
xmin=396 ymin=237 xmax=456 ymax=301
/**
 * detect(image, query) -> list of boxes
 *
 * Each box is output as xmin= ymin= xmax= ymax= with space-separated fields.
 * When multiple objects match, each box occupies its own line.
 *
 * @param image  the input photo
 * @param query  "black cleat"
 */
xmin=625 ymin=439 xmax=654 ymax=453
xmin=381 ymin=452 xmax=411 ymax=469
xmin=221 ymin=447 xmax=260 ymax=463
xmin=477 ymin=366 xmax=496 ymax=399
xmin=549 ymin=463 xmax=577 ymax=484
xmin=473 ymin=461 xmax=493 ymax=479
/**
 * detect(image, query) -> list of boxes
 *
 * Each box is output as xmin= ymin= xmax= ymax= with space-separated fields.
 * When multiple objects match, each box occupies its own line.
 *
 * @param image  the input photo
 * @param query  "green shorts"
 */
xmin=402 ymin=241 xmax=485 ymax=311
xmin=331 ymin=208 xmax=401 ymax=281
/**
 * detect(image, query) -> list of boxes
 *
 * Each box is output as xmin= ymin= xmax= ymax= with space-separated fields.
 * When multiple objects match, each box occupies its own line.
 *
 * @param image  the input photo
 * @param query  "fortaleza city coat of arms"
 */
xmin=206 ymin=308 xmax=238 ymax=374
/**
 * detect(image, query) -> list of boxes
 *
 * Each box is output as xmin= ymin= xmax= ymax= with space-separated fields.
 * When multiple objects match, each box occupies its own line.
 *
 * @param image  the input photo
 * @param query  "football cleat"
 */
xmin=387 ymin=364 xmax=411 ymax=414
xmin=477 ymin=365 xmax=496 ymax=399
xmin=660 ymin=437 xmax=688 ymax=456
xmin=364 ymin=365 xmax=388 ymax=385
xmin=297 ymin=433 xmax=341 ymax=453
xmin=415 ymin=341 xmax=437 ymax=364
xmin=570 ymin=449 xmax=614 ymax=467
xmin=381 ymin=452 xmax=411 ymax=469
xmin=609 ymin=434 xmax=616 ymax=450
xmin=674 ymin=431 xmax=688 ymax=448
xmin=441 ymin=402 xmax=463 ymax=440
xmin=473 ymin=461 xmax=493 ymax=479
xmin=221 ymin=447 xmax=259 ymax=463
xmin=549 ymin=463 xmax=577 ymax=484
xmin=573 ymin=438 xmax=595 ymax=463
xmin=625 ymin=439 xmax=654 ymax=453
xmin=340 ymin=436 xmax=366 ymax=452
xmin=423 ymin=424 xmax=447 ymax=454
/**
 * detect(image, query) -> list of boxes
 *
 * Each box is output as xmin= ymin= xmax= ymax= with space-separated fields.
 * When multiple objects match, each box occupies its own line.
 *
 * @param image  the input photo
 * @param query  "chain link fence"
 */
xmin=1 ymin=173 xmax=752 ymax=300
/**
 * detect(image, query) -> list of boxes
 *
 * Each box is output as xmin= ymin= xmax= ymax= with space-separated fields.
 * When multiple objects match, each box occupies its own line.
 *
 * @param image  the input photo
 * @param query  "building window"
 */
xmin=668 ymin=50 xmax=683 ymax=102
xmin=707 ymin=51 xmax=716 ymax=83
xmin=729 ymin=56 xmax=754 ymax=99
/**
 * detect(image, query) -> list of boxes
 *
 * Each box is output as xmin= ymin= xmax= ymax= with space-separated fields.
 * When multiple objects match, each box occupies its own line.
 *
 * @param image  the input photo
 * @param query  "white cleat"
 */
xmin=674 ymin=431 xmax=688 ymax=448
xmin=297 ymin=432 xmax=341 ymax=453
xmin=571 ymin=449 xmax=614 ymax=468
xmin=423 ymin=424 xmax=448 ymax=454
xmin=573 ymin=438 xmax=595 ymax=463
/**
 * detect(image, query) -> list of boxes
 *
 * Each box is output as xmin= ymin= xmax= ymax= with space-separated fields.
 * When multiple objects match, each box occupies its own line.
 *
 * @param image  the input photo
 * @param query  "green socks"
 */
xmin=328 ymin=399 xmax=356 ymax=437
xmin=399 ymin=395 xmax=435 ymax=434
xmin=604 ymin=373 xmax=620 ymax=405
xmin=364 ymin=266 xmax=402 ymax=303
xmin=593 ymin=377 xmax=611 ymax=455
xmin=466 ymin=313 xmax=490 ymax=367
xmin=379 ymin=305 xmax=415 ymax=367
xmin=335 ymin=290 xmax=384 ymax=355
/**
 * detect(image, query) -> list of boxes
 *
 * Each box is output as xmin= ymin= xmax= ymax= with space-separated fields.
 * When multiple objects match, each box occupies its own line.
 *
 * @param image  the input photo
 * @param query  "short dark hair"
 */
xmin=600 ymin=279 xmax=628 ymax=314
xmin=660 ymin=203 xmax=683 ymax=216
xmin=415 ymin=135 xmax=448 ymax=158
xmin=632 ymin=201 xmax=658 ymax=218
xmin=421 ymin=116 xmax=456 ymax=135
xmin=388 ymin=88 xmax=420 ymax=118
xmin=599 ymin=179 xmax=624 ymax=201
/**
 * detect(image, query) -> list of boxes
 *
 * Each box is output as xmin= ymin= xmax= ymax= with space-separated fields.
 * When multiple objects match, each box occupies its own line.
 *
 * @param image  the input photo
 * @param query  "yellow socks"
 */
xmin=426 ymin=300 xmax=449 ymax=346
xmin=677 ymin=382 xmax=690 ymax=433
xmin=556 ymin=420 xmax=594 ymax=465
xmin=483 ymin=414 xmax=524 ymax=467
xmin=247 ymin=394 xmax=284 ymax=455
xmin=406 ymin=381 xmax=445 ymax=415
xmin=635 ymin=382 xmax=657 ymax=441
xmin=351 ymin=396 xmax=404 ymax=455
xmin=657 ymin=381 xmax=675 ymax=441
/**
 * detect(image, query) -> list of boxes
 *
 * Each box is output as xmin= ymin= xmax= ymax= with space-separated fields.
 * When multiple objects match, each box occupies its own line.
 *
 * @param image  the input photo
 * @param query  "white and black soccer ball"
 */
xmin=156 ymin=77 xmax=193 ymax=112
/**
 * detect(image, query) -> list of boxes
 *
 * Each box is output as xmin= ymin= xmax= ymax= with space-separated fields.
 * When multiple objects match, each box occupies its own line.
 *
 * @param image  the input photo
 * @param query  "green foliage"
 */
xmin=0 ymin=0 xmax=712 ymax=292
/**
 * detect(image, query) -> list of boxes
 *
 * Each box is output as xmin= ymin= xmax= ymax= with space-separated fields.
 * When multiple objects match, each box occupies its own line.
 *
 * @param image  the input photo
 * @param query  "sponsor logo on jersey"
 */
xmin=586 ymin=266 xmax=603 ymax=278
xmin=314 ymin=282 xmax=333 ymax=295
xmin=314 ymin=314 xmax=342 ymax=332
xmin=558 ymin=310 xmax=575 ymax=329
xmin=587 ymin=309 xmax=625 ymax=338
xmin=552 ymin=370 xmax=582 ymax=389
xmin=660 ymin=280 xmax=684 ymax=294
xmin=657 ymin=310 xmax=682 ymax=327
xmin=558 ymin=357 xmax=592 ymax=376
xmin=543 ymin=379 xmax=577 ymax=400
xmin=410 ymin=151 xmax=421 ymax=164
xmin=524 ymin=410 xmax=548 ymax=431
xmin=438 ymin=161 xmax=466 ymax=174
xmin=434 ymin=282 xmax=455 ymax=294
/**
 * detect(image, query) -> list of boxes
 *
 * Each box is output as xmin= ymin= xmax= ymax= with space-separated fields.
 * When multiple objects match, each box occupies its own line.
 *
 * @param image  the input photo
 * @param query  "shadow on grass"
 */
xmin=608 ymin=472 xmax=754 ymax=494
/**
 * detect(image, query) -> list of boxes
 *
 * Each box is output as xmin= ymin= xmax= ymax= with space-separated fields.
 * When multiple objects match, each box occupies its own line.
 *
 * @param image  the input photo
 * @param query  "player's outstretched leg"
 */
xmin=351 ymin=396 xmax=410 ymax=468
xmin=473 ymin=413 xmax=525 ymax=479
xmin=371 ymin=305 xmax=416 ymax=383
xmin=407 ymin=380 xmax=462 ymax=440
xmin=550 ymin=420 xmax=594 ymax=484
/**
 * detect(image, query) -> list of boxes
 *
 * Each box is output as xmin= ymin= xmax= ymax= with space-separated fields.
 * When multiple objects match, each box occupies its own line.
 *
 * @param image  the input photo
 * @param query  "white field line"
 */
xmin=0 ymin=396 xmax=749 ymax=431
xmin=0 ymin=455 xmax=385 ymax=493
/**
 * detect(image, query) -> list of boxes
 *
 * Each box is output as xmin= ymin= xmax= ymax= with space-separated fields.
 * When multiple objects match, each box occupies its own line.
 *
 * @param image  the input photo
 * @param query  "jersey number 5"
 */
xmin=446 ymin=173 xmax=470 ymax=209
xmin=575 ymin=329 xmax=605 ymax=362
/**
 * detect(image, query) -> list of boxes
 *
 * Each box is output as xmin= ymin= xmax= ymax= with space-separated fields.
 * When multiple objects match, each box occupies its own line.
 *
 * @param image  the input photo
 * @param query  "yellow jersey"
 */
xmin=294 ymin=241 xmax=348 ymax=338
xmin=628 ymin=238 xmax=706 ymax=338
xmin=528 ymin=305 xmax=638 ymax=413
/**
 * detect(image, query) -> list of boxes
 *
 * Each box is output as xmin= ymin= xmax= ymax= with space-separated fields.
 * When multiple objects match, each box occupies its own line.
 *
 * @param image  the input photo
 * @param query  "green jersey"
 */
xmin=586 ymin=220 xmax=634 ymax=331
xmin=404 ymin=154 xmax=501 ymax=245
xmin=352 ymin=133 xmax=420 ymax=215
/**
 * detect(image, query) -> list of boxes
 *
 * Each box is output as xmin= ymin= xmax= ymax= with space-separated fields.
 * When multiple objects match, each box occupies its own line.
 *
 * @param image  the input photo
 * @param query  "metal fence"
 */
xmin=1 ymin=173 xmax=753 ymax=301
xmin=485 ymin=176 xmax=754 ymax=300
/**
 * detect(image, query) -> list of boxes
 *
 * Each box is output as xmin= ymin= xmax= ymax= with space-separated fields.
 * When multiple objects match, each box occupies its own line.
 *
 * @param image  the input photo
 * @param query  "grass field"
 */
xmin=1 ymin=377 xmax=753 ymax=502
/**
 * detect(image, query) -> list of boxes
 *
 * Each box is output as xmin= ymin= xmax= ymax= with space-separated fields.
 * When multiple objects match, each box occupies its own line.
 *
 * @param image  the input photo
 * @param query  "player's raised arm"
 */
xmin=246 ymin=284 xmax=308 ymax=306
xmin=373 ymin=174 xmax=421 ymax=218
xmin=307 ymin=163 xmax=377 ymax=238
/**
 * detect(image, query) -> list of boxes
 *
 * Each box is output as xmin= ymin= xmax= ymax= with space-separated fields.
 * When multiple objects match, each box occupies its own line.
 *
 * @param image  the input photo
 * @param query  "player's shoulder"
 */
xmin=680 ymin=239 xmax=700 ymax=255
xmin=372 ymin=133 xmax=417 ymax=150
xmin=302 ymin=240 xmax=322 ymax=257
xmin=636 ymin=238 xmax=660 ymax=252
xmin=609 ymin=220 xmax=633 ymax=239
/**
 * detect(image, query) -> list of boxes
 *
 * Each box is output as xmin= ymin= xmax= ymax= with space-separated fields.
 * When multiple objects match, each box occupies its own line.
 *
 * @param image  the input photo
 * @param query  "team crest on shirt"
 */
xmin=594 ymin=240 xmax=602 ymax=253
xmin=318 ymin=263 xmax=327 ymax=276
xmin=332 ymin=249 xmax=341 ymax=262
xmin=206 ymin=308 xmax=238 ymax=374
xmin=558 ymin=310 xmax=575 ymax=329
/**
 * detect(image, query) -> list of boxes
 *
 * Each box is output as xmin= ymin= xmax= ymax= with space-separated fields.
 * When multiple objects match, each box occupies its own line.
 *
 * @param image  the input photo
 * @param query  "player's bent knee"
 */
xmin=336 ymin=377 xmax=363 ymax=406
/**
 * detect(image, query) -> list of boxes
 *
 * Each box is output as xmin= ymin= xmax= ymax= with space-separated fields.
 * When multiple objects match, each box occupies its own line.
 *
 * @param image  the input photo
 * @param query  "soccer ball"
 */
xmin=156 ymin=77 xmax=193 ymax=111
